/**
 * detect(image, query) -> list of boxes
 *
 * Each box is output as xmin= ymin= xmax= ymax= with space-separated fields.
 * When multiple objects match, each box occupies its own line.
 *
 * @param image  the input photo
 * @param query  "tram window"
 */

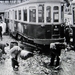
xmin=73 ymin=9 xmax=75 ymax=24
xmin=53 ymin=6 xmax=59 ymax=22
xmin=46 ymin=6 xmax=51 ymax=22
xmin=23 ymin=9 xmax=27 ymax=21
xmin=61 ymin=6 xmax=64 ymax=22
xmin=38 ymin=4 xmax=44 ymax=22
xmin=15 ymin=11 xmax=17 ymax=19
xmin=54 ymin=6 xmax=59 ymax=10
xmin=29 ymin=8 xmax=36 ymax=22
xmin=18 ymin=10 xmax=21 ymax=20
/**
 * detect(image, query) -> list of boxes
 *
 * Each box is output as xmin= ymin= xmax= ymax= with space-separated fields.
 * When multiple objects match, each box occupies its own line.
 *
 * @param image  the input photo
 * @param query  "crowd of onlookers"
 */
xmin=49 ymin=25 xmax=74 ymax=69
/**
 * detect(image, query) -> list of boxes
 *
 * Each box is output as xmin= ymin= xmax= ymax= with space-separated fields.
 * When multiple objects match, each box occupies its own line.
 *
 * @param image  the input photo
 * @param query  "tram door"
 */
xmin=45 ymin=6 xmax=51 ymax=39
xmin=45 ymin=5 xmax=60 ymax=39
xmin=52 ymin=6 xmax=60 ymax=38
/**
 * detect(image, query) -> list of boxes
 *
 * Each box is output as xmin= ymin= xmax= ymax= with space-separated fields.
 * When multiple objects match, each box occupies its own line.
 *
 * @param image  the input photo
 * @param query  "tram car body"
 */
xmin=4 ymin=0 xmax=65 ymax=46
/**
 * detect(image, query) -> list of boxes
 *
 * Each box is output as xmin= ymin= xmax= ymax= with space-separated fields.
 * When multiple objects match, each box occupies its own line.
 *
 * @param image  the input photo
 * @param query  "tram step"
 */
xmin=53 ymin=30 xmax=59 ymax=34
xmin=52 ymin=34 xmax=60 ymax=38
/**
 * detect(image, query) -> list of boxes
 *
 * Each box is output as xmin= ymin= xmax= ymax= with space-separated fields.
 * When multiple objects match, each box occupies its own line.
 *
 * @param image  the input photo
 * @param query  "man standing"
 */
xmin=49 ymin=42 xmax=65 ymax=69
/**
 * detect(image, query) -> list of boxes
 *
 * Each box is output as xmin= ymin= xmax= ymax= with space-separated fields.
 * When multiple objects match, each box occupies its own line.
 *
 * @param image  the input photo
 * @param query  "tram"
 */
xmin=4 ymin=0 xmax=65 ymax=48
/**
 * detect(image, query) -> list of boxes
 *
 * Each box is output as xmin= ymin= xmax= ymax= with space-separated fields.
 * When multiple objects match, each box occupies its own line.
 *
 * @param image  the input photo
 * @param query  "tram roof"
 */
xmin=25 ymin=0 xmax=64 ymax=3
xmin=18 ymin=0 xmax=64 ymax=4
xmin=5 ymin=0 xmax=64 ymax=10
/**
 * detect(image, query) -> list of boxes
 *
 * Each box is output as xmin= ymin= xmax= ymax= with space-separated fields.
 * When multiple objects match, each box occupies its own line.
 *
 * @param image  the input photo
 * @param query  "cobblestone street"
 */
xmin=0 ymin=35 xmax=75 ymax=75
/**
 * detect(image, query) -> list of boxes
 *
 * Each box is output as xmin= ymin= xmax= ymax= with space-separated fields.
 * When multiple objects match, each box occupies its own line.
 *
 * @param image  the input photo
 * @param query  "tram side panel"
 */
xmin=5 ymin=22 xmax=65 ymax=45
xmin=27 ymin=24 xmax=52 ymax=39
xmin=22 ymin=24 xmax=64 ymax=45
xmin=14 ymin=22 xmax=64 ymax=44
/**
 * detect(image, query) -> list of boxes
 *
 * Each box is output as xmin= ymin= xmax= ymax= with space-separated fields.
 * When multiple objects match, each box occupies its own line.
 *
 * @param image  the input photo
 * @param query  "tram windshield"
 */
xmin=38 ymin=4 xmax=44 ymax=22
xmin=53 ymin=6 xmax=59 ymax=22
xmin=29 ymin=7 xmax=36 ymax=22
xmin=46 ymin=6 xmax=51 ymax=22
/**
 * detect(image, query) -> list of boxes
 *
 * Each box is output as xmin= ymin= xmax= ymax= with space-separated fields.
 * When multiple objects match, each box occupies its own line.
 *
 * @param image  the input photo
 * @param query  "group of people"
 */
xmin=0 ymin=42 xmax=21 ymax=71
xmin=49 ymin=25 xmax=73 ymax=69
xmin=0 ymin=41 xmax=33 ymax=71
xmin=8 ymin=42 xmax=32 ymax=71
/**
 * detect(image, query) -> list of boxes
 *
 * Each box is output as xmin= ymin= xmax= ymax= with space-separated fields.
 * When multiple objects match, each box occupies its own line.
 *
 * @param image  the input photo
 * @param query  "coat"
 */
xmin=10 ymin=46 xmax=21 ymax=58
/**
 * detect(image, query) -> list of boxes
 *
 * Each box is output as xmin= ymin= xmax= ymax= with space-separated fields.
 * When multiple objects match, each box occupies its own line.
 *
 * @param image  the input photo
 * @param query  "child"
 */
xmin=10 ymin=45 xmax=21 ymax=71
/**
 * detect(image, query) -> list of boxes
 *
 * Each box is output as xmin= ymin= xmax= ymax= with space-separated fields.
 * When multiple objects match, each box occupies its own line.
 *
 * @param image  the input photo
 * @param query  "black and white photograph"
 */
xmin=0 ymin=0 xmax=75 ymax=75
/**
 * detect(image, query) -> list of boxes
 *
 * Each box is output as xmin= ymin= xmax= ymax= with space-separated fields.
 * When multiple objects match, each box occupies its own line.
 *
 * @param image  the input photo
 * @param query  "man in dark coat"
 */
xmin=65 ymin=26 xmax=70 ymax=44
xmin=50 ymin=42 xmax=65 ymax=69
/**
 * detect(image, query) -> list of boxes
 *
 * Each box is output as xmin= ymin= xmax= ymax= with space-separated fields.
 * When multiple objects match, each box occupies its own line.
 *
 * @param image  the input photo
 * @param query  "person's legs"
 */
xmin=1 ymin=32 xmax=3 ymax=40
xmin=14 ymin=60 xmax=19 ymax=71
xmin=11 ymin=58 xmax=19 ymax=71
xmin=50 ymin=53 xmax=56 ymax=66
xmin=66 ymin=36 xmax=70 ymax=45
xmin=55 ymin=56 xmax=60 ymax=67
xmin=11 ymin=58 xmax=15 ymax=69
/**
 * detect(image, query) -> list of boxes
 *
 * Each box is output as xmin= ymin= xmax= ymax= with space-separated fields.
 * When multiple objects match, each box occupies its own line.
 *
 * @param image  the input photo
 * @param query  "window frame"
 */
xmin=38 ymin=4 xmax=44 ymax=23
xmin=18 ymin=10 xmax=21 ymax=20
xmin=29 ymin=6 xmax=36 ymax=22
xmin=23 ymin=9 xmax=27 ymax=21
xmin=15 ymin=10 xmax=17 ymax=20
xmin=53 ymin=6 xmax=59 ymax=22
xmin=46 ymin=6 xmax=51 ymax=23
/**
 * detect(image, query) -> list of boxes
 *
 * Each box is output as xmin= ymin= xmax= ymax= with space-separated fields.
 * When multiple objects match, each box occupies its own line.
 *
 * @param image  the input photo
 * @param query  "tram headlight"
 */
xmin=70 ymin=38 xmax=73 ymax=42
xmin=41 ymin=24 xmax=45 ymax=27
